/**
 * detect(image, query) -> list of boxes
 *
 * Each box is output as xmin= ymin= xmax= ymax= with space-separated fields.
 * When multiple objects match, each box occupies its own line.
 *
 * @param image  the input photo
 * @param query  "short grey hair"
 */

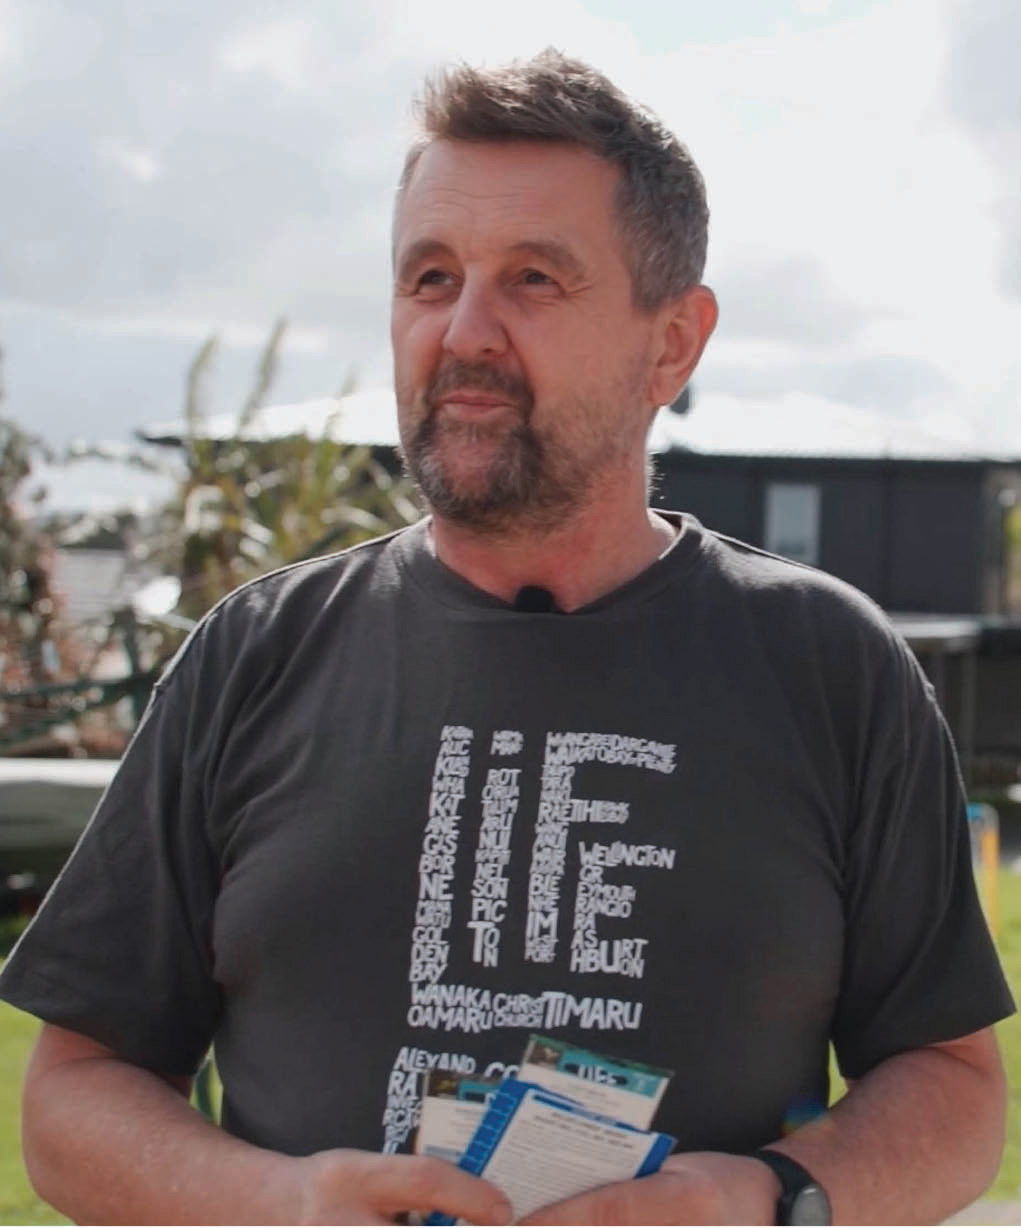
xmin=398 ymin=49 xmax=709 ymax=312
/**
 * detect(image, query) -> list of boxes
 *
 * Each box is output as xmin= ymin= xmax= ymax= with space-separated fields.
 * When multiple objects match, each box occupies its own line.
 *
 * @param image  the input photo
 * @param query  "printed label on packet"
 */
xmin=425 ymin=1079 xmax=676 ymax=1226
xmin=517 ymin=1033 xmax=673 ymax=1128
xmin=414 ymin=1072 xmax=502 ymax=1164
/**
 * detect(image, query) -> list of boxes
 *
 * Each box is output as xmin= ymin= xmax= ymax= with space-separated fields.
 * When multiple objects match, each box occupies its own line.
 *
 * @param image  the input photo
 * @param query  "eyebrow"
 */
xmin=394 ymin=237 xmax=588 ymax=283
xmin=505 ymin=239 xmax=587 ymax=281
xmin=394 ymin=239 xmax=453 ymax=283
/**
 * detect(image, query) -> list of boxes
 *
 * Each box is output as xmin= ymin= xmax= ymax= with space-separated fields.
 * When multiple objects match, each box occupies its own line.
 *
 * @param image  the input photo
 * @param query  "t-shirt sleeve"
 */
xmin=831 ymin=631 xmax=1014 ymax=1078
xmin=0 ymin=632 xmax=222 ymax=1076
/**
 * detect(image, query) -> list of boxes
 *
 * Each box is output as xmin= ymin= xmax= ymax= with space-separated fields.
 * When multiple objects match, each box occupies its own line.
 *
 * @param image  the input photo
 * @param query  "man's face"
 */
xmin=391 ymin=139 xmax=663 ymax=533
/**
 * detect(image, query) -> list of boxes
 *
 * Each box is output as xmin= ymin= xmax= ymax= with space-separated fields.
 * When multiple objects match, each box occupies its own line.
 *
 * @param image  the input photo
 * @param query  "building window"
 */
xmin=764 ymin=482 xmax=821 ymax=566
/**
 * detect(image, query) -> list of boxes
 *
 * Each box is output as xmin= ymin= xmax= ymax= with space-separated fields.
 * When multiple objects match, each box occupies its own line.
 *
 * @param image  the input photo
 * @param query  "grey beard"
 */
xmin=402 ymin=413 xmax=588 ymax=535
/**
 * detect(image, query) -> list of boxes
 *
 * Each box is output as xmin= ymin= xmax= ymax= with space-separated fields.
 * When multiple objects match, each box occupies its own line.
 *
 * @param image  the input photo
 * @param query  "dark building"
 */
xmin=652 ymin=452 xmax=1021 ymax=616
xmin=142 ymin=388 xmax=1021 ymax=621
xmin=646 ymin=401 xmax=1021 ymax=788
xmin=142 ymin=391 xmax=1021 ymax=786
xmin=646 ymin=386 xmax=1021 ymax=620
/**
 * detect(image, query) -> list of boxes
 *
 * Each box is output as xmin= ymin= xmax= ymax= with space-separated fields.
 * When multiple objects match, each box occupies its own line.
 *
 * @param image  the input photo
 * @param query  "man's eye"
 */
xmin=417 ymin=269 xmax=453 ymax=288
xmin=519 ymin=268 xmax=555 ymax=286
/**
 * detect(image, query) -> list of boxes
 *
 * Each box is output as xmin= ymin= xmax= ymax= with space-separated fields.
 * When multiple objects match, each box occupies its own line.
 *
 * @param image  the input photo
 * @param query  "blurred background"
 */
xmin=1 ymin=0 xmax=1020 ymax=1220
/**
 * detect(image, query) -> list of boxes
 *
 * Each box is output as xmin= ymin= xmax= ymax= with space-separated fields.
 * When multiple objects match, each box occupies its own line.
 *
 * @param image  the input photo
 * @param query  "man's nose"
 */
xmin=442 ymin=280 xmax=508 ymax=360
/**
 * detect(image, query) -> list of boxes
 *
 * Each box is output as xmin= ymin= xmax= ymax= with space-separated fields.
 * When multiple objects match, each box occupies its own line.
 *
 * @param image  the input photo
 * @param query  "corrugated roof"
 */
xmin=141 ymin=388 xmax=401 ymax=448
xmin=141 ymin=387 xmax=1021 ymax=464
xmin=650 ymin=393 xmax=1019 ymax=462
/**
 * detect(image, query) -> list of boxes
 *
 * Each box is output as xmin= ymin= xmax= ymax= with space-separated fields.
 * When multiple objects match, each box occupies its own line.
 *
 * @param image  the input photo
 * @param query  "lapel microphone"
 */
xmin=512 ymin=585 xmax=559 ymax=613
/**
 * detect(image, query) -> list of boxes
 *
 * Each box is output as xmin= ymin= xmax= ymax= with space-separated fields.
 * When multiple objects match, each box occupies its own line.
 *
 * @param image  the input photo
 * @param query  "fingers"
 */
xmin=518 ymin=1188 xmax=606 ymax=1218
xmin=519 ymin=1174 xmax=695 ymax=1226
xmin=519 ymin=1193 xmax=589 ymax=1225
xmin=520 ymin=1182 xmax=640 ymax=1226
xmin=365 ymin=1154 xmax=511 ymax=1225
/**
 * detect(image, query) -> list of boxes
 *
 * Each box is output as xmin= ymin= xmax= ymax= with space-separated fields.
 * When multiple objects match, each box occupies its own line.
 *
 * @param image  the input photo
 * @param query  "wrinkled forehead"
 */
xmin=391 ymin=138 xmax=624 ymax=264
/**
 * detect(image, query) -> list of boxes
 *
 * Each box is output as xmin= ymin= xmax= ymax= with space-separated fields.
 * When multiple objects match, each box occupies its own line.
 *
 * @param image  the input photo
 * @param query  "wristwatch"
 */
xmin=753 ymin=1149 xmax=832 ymax=1225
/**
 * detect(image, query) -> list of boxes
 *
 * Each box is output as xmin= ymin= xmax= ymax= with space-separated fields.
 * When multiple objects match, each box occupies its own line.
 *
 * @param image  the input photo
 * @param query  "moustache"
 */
xmin=424 ymin=360 xmax=534 ymax=415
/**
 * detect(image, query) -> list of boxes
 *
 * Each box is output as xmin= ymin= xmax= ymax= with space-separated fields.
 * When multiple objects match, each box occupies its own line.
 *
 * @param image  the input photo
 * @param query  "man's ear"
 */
xmin=647 ymin=285 xmax=718 ymax=409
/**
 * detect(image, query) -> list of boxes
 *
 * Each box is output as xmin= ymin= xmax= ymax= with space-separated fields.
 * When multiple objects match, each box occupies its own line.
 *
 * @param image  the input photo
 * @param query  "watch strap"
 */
xmin=752 ymin=1149 xmax=831 ymax=1225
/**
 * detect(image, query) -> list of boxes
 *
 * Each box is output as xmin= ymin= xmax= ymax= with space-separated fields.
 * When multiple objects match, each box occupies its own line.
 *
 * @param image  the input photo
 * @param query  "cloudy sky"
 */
xmin=1 ymin=0 xmax=1019 ymax=508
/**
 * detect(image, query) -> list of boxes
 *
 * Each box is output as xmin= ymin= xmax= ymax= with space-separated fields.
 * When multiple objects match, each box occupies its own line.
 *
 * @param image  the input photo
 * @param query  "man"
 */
xmin=0 ymin=50 xmax=1013 ymax=1225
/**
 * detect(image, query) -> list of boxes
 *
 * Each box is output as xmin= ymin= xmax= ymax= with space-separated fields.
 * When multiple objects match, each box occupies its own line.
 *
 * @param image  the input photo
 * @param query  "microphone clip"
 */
xmin=512 ymin=585 xmax=559 ymax=614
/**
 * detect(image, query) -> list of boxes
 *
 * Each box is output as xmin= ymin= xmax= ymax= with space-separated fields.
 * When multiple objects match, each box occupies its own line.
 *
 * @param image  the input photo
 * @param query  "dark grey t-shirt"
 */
xmin=0 ymin=514 xmax=1012 ymax=1156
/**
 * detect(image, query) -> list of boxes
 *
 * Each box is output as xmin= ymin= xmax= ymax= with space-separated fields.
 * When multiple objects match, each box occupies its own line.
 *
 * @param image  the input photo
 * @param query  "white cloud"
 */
xmin=0 ymin=0 xmax=14 ymax=57
xmin=101 ymin=140 xmax=161 ymax=183
xmin=713 ymin=253 xmax=872 ymax=349
xmin=592 ymin=0 xmax=1020 ymax=451
xmin=945 ymin=0 xmax=1021 ymax=302
xmin=85 ymin=313 xmax=331 ymax=354
xmin=221 ymin=17 xmax=324 ymax=91
xmin=632 ymin=3 xmax=962 ymax=279
xmin=3 ymin=0 xmax=1021 ymax=513
xmin=373 ymin=0 xmax=639 ymax=68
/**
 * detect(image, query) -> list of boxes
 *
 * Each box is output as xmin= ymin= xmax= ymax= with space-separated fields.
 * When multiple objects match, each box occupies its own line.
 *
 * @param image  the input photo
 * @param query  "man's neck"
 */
xmin=429 ymin=500 xmax=677 ymax=613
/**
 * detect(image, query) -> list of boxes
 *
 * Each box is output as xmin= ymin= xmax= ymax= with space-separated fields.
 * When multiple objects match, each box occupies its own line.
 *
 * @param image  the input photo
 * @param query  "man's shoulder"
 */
xmin=697 ymin=522 xmax=877 ymax=606
xmin=690 ymin=520 xmax=908 ymax=663
xmin=210 ymin=521 xmax=417 ymax=619
xmin=157 ymin=521 xmax=423 ymax=689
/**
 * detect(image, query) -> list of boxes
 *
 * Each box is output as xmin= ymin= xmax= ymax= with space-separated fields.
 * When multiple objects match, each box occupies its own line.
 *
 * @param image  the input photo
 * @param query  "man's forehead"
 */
xmin=405 ymin=138 xmax=616 ymax=197
xmin=394 ymin=138 xmax=622 ymax=255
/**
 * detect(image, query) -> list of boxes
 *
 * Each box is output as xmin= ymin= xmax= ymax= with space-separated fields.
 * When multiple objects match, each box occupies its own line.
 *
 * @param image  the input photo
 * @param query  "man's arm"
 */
xmin=522 ymin=1027 xmax=1006 ymax=1225
xmin=22 ymin=1024 xmax=511 ymax=1226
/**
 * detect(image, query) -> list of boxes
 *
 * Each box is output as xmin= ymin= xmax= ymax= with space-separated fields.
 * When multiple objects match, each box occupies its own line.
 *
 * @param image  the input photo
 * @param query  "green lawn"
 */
xmin=990 ymin=867 xmax=1021 ymax=1199
xmin=0 ymin=874 xmax=1018 ymax=1222
xmin=0 ymin=1003 xmax=67 ymax=1225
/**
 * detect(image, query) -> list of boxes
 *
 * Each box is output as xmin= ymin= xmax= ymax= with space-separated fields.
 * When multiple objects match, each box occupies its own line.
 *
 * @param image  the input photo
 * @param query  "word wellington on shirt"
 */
xmin=383 ymin=723 xmax=679 ymax=1152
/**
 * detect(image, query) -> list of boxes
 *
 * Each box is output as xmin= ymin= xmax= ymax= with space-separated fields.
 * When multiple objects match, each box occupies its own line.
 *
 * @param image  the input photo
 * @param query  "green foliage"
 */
xmin=152 ymin=319 xmax=421 ymax=622
xmin=0 ymin=350 xmax=139 ymax=754
xmin=0 ymin=920 xmax=28 ymax=961
xmin=0 ymin=353 xmax=61 ymax=697
xmin=1005 ymin=505 xmax=1021 ymax=617
xmin=1 ymin=321 xmax=422 ymax=748
xmin=992 ymin=867 xmax=1021 ymax=1198
xmin=0 ymin=416 xmax=44 ymax=641
xmin=0 ymin=1001 xmax=69 ymax=1224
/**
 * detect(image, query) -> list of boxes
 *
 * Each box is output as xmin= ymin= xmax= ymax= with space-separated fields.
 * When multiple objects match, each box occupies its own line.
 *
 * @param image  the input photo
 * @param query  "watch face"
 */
xmin=789 ymin=1183 xmax=833 ymax=1226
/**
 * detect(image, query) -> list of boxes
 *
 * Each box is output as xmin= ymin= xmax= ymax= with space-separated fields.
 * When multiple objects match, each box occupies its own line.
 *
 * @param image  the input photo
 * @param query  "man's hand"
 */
xmin=523 ymin=1029 xmax=1006 ymax=1226
xmin=519 ymin=1152 xmax=779 ymax=1226
xmin=22 ymin=1024 xmax=510 ymax=1225
xmin=283 ymin=1150 xmax=510 ymax=1225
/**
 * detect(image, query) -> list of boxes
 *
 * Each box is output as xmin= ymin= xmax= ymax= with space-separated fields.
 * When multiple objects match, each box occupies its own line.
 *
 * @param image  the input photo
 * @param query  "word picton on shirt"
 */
xmin=382 ymin=725 xmax=678 ymax=1152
